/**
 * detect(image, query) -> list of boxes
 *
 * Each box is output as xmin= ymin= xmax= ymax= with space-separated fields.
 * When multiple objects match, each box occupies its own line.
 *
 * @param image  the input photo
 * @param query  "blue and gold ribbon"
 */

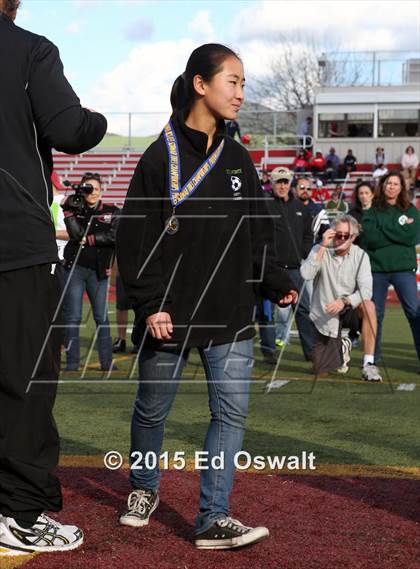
xmin=163 ymin=121 xmax=224 ymax=207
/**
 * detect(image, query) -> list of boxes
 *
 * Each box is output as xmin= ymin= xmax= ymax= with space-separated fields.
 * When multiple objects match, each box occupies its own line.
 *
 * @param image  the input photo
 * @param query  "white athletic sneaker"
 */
xmin=0 ymin=514 xmax=83 ymax=556
xmin=336 ymin=337 xmax=352 ymax=374
xmin=362 ymin=363 xmax=383 ymax=382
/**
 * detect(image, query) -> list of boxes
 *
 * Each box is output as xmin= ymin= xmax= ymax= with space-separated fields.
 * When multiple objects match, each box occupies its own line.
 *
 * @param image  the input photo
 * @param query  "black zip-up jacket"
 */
xmin=117 ymin=111 xmax=295 ymax=350
xmin=0 ymin=12 xmax=107 ymax=272
xmin=63 ymin=202 xmax=119 ymax=279
xmin=266 ymin=193 xmax=313 ymax=269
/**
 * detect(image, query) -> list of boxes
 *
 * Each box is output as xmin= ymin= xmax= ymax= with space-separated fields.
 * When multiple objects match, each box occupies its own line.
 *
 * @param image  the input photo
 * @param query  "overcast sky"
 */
xmin=17 ymin=0 xmax=420 ymax=134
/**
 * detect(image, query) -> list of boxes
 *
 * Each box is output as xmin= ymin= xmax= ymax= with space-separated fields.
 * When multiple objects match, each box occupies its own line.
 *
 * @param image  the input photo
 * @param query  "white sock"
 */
xmin=363 ymin=355 xmax=374 ymax=367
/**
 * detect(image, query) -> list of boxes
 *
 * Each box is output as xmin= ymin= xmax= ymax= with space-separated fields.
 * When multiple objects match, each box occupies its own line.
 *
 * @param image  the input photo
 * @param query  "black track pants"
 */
xmin=0 ymin=264 xmax=63 ymax=523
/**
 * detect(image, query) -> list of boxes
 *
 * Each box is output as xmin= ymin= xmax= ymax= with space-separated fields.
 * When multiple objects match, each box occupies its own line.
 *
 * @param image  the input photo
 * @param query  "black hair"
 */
xmin=352 ymin=180 xmax=375 ymax=211
xmin=170 ymin=43 xmax=240 ymax=113
xmin=81 ymin=172 xmax=102 ymax=185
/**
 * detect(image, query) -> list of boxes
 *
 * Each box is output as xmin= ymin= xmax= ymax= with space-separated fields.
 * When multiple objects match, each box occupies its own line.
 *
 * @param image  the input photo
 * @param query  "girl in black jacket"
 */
xmin=117 ymin=43 xmax=296 ymax=549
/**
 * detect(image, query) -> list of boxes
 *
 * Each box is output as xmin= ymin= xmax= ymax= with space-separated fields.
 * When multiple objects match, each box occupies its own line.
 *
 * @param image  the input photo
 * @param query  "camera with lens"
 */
xmin=62 ymin=181 xmax=94 ymax=211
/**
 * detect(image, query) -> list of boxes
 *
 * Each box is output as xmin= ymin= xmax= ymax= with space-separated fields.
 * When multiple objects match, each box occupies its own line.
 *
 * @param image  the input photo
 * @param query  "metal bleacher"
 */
xmin=53 ymin=150 xmax=142 ymax=206
xmin=53 ymin=148 xmax=404 ymax=205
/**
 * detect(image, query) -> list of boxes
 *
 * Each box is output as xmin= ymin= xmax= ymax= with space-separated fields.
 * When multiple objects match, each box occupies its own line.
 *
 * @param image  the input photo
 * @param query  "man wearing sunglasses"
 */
xmin=300 ymin=215 xmax=382 ymax=381
xmin=295 ymin=177 xmax=323 ymax=219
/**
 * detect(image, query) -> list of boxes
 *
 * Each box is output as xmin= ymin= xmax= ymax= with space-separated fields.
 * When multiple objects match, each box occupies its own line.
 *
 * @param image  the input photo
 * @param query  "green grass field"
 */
xmin=55 ymin=305 xmax=419 ymax=467
xmin=95 ymin=132 xmax=271 ymax=150
xmin=97 ymin=133 xmax=158 ymax=150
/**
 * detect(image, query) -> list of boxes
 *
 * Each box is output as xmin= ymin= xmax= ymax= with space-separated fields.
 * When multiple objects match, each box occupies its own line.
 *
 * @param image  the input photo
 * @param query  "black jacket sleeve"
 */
xmin=64 ymin=206 xmax=119 ymax=247
xmin=28 ymin=38 xmax=107 ymax=153
xmin=246 ymin=154 xmax=295 ymax=303
xmin=302 ymin=206 xmax=314 ymax=259
xmin=63 ymin=212 xmax=85 ymax=242
xmin=116 ymin=154 xmax=171 ymax=320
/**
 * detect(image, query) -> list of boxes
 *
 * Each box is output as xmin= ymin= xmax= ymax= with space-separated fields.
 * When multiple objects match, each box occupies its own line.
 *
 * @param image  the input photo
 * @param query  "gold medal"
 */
xmin=162 ymin=121 xmax=224 ymax=236
xmin=165 ymin=214 xmax=179 ymax=235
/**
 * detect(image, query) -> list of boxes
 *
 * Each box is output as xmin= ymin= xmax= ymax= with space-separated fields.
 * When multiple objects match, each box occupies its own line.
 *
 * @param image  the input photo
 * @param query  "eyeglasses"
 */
xmin=334 ymin=233 xmax=351 ymax=241
xmin=298 ymin=185 xmax=310 ymax=190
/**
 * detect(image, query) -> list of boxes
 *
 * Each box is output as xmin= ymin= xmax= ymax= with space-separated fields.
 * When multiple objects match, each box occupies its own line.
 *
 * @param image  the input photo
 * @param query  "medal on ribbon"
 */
xmin=163 ymin=121 xmax=224 ymax=234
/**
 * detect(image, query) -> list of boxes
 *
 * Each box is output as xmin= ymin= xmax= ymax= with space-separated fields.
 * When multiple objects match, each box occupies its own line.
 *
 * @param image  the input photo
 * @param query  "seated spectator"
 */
xmin=260 ymin=170 xmax=272 ymax=194
xmin=372 ymin=163 xmax=388 ymax=182
xmin=358 ymin=171 xmax=420 ymax=368
xmin=312 ymin=179 xmax=331 ymax=203
xmin=293 ymin=149 xmax=309 ymax=173
xmin=310 ymin=150 xmax=326 ymax=177
xmin=300 ymin=215 xmax=382 ymax=381
xmin=325 ymin=147 xmax=340 ymax=182
xmin=374 ymin=147 xmax=386 ymax=168
xmin=401 ymin=145 xmax=419 ymax=191
xmin=343 ymin=149 xmax=357 ymax=174
xmin=326 ymin=187 xmax=348 ymax=213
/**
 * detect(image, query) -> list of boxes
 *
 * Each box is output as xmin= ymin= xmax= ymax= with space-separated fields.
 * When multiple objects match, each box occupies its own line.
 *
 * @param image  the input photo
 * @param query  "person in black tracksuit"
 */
xmin=116 ymin=44 xmax=296 ymax=550
xmin=62 ymin=173 xmax=119 ymax=372
xmin=0 ymin=1 xmax=106 ymax=555
xmin=266 ymin=167 xmax=316 ymax=361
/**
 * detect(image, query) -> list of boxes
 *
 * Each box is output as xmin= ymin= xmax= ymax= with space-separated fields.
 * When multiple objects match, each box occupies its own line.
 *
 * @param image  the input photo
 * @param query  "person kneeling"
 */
xmin=300 ymin=215 xmax=382 ymax=381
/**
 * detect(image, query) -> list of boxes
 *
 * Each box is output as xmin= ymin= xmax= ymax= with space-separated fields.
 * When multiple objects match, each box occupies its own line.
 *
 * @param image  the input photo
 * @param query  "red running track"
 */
xmin=16 ymin=467 xmax=420 ymax=569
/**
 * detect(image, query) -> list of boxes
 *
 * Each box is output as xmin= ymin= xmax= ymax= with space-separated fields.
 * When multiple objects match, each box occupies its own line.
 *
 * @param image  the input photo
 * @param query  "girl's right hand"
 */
xmin=146 ymin=312 xmax=173 ymax=340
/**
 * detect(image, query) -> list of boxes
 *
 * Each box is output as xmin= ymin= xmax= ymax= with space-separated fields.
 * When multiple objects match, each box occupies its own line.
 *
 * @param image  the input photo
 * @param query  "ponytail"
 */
xmin=170 ymin=43 xmax=240 ymax=113
xmin=170 ymin=74 xmax=189 ymax=113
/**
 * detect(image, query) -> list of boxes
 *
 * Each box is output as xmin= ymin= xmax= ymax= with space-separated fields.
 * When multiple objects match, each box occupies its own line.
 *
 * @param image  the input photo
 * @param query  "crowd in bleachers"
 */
xmin=287 ymin=145 xmax=420 ymax=194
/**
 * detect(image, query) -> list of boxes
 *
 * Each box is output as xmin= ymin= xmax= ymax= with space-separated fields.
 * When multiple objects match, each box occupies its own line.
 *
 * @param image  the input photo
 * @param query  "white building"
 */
xmin=313 ymin=85 xmax=420 ymax=163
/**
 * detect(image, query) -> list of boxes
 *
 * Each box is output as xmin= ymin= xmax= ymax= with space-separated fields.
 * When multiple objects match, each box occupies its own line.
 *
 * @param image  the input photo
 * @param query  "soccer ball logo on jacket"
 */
xmin=231 ymin=175 xmax=242 ymax=200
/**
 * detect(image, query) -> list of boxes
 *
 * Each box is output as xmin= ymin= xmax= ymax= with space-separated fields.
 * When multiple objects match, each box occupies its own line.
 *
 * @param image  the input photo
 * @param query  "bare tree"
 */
xmin=248 ymin=34 xmax=366 ymax=111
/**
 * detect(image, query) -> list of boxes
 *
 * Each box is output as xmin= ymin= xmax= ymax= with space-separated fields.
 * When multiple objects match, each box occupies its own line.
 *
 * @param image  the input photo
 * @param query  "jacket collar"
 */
xmin=274 ymin=191 xmax=295 ymax=203
xmin=172 ymin=109 xmax=226 ymax=156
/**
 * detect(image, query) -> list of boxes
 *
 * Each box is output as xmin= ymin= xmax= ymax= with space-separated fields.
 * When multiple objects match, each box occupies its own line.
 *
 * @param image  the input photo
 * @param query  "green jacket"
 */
xmin=359 ymin=205 xmax=419 ymax=273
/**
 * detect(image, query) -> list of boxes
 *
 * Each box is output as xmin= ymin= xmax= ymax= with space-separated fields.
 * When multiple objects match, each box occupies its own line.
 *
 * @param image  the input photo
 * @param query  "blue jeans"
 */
xmin=129 ymin=339 xmax=253 ymax=535
xmin=372 ymin=271 xmax=420 ymax=362
xmin=256 ymin=299 xmax=276 ymax=355
xmin=63 ymin=265 xmax=113 ymax=370
xmin=275 ymin=305 xmax=291 ymax=343
xmin=288 ymin=268 xmax=316 ymax=361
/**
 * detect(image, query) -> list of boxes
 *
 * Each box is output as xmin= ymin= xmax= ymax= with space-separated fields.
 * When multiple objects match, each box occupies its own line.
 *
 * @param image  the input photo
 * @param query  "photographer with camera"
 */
xmin=62 ymin=173 xmax=119 ymax=372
